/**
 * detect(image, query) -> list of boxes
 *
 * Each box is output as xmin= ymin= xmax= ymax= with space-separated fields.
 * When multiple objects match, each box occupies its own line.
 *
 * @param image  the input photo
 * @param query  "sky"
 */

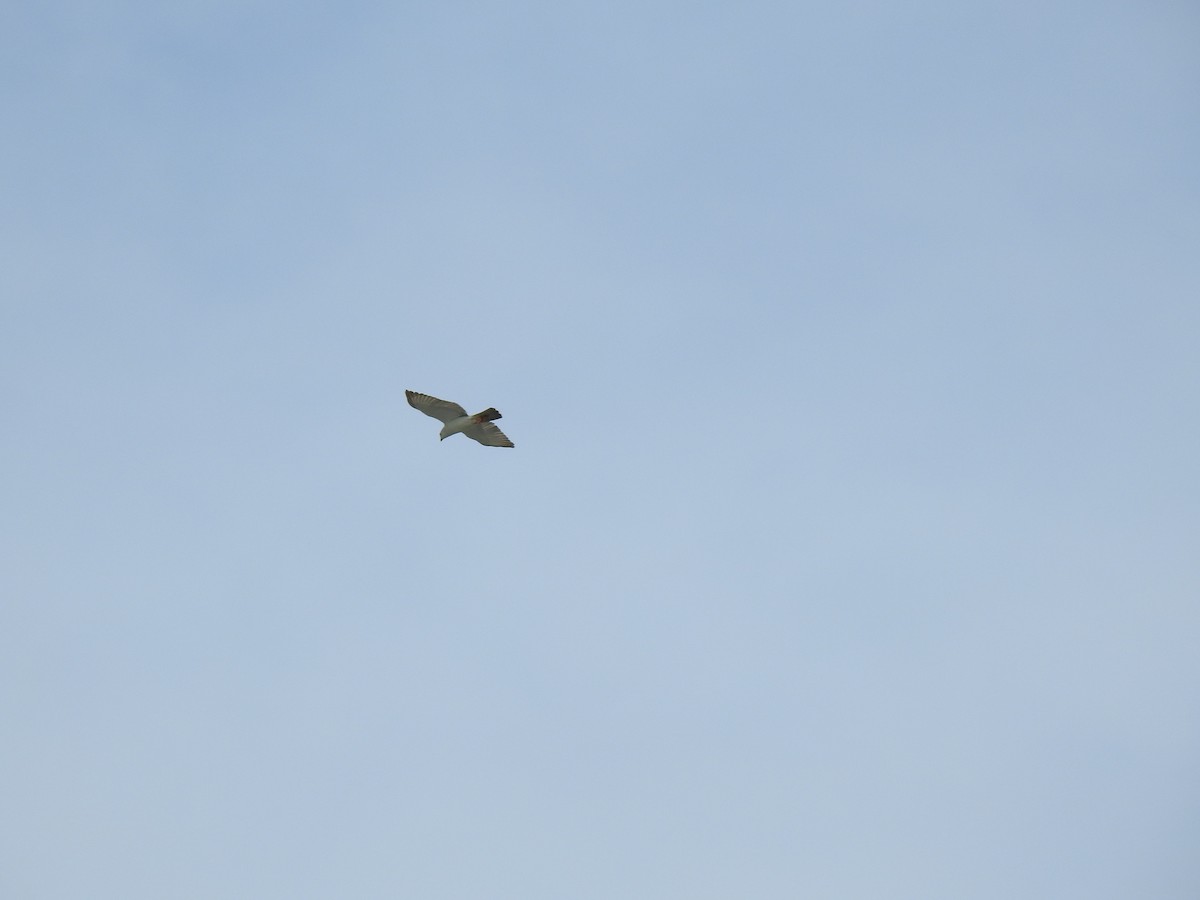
xmin=2 ymin=1 xmax=1199 ymax=898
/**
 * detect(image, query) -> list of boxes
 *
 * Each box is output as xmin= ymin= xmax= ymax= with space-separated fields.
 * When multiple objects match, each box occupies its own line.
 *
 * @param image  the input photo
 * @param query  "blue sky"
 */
xmin=3 ymin=2 xmax=1198 ymax=897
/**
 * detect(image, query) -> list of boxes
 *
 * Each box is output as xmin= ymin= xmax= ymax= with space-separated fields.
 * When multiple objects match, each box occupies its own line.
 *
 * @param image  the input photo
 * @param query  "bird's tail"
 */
xmin=476 ymin=407 xmax=502 ymax=422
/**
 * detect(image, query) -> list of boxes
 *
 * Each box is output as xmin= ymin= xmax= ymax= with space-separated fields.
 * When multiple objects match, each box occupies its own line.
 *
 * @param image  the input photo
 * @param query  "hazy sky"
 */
xmin=3 ymin=2 xmax=1198 ymax=898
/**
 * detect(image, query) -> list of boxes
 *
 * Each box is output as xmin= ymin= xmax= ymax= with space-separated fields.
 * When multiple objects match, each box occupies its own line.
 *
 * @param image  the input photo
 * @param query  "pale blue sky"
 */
xmin=3 ymin=2 xmax=1199 ymax=898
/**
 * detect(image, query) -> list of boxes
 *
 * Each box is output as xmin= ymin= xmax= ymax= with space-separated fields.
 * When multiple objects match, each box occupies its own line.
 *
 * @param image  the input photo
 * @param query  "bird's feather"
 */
xmin=406 ymin=390 xmax=468 ymax=423
xmin=464 ymin=420 xmax=515 ymax=447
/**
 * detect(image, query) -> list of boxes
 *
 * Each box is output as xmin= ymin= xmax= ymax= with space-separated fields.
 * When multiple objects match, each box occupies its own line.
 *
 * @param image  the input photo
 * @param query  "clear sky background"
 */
xmin=3 ymin=2 xmax=1198 ymax=898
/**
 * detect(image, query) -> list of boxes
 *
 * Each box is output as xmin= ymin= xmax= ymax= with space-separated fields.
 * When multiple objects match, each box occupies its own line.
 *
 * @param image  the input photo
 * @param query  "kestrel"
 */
xmin=405 ymin=390 xmax=515 ymax=448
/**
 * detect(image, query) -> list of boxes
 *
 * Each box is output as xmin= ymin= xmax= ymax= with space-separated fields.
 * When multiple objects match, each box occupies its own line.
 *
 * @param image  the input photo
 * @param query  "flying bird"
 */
xmin=406 ymin=390 xmax=515 ymax=448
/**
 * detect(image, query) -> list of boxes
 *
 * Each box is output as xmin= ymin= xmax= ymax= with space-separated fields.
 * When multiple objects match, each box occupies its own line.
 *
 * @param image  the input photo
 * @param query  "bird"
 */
xmin=405 ymin=390 xmax=515 ymax=447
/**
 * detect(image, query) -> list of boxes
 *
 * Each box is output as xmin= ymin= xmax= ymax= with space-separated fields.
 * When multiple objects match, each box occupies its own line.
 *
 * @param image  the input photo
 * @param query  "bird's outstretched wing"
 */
xmin=463 ymin=420 xmax=515 ymax=448
xmin=406 ymin=390 xmax=468 ymax=423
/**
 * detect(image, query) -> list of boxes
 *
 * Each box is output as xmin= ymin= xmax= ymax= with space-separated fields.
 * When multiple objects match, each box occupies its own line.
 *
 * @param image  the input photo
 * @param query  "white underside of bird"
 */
xmin=406 ymin=390 xmax=515 ymax=447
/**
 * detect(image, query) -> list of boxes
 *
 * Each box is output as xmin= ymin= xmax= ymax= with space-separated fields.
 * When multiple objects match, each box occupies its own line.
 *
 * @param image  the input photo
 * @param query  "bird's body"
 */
xmin=406 ymin=390 xmax=515 ymax=448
